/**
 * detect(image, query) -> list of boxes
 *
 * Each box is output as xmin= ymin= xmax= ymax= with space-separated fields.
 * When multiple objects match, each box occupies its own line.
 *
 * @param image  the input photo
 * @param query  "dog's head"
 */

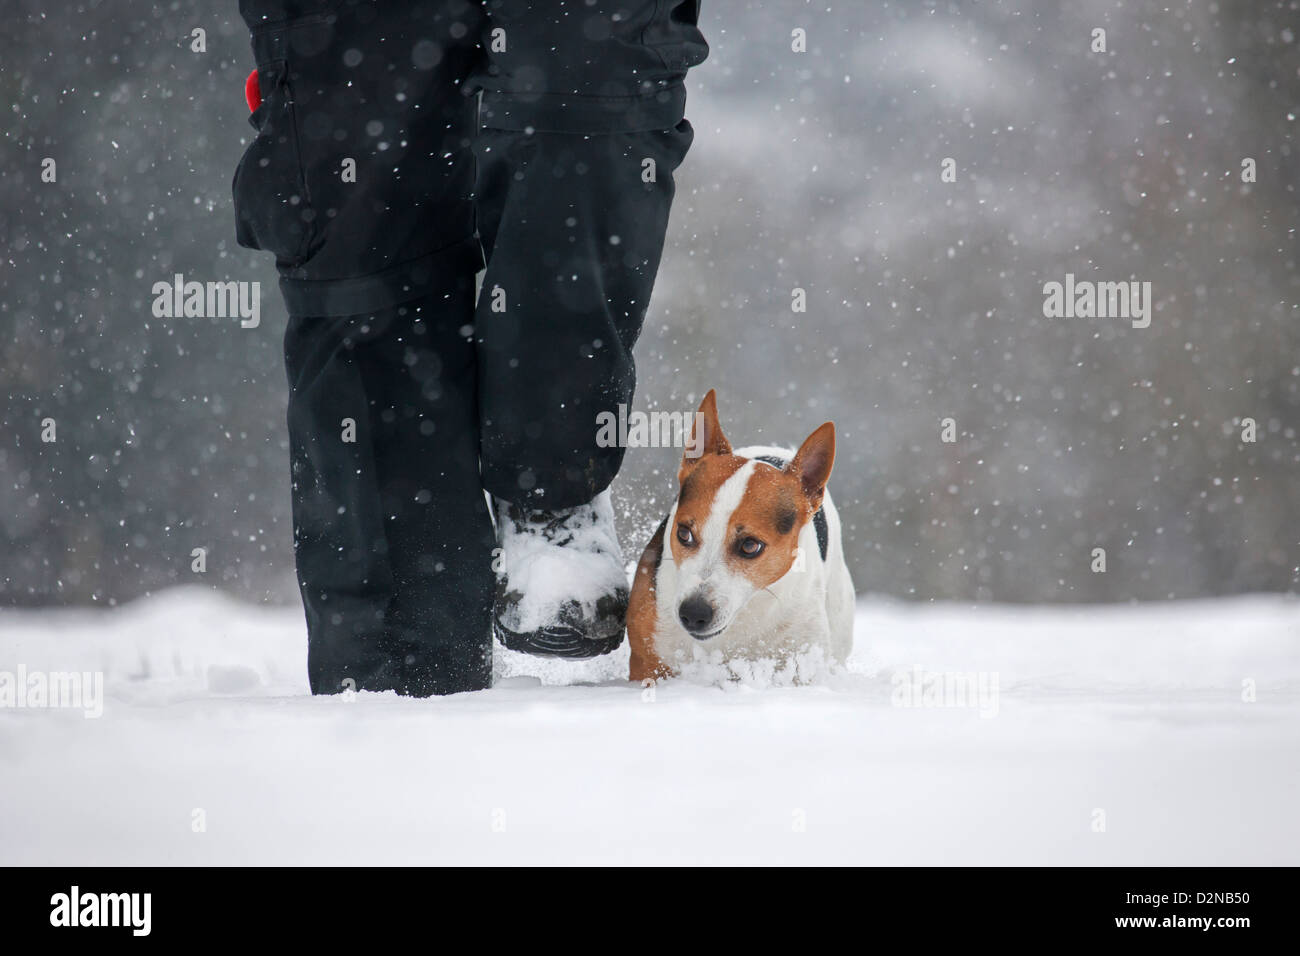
xmin=668 ymin=390 xmax=835 ymax=640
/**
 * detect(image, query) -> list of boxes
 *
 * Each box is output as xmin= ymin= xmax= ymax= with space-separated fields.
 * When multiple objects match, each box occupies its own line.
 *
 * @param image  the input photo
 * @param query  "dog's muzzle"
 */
xmin=678 ymin=594 xmax=722 ymax=639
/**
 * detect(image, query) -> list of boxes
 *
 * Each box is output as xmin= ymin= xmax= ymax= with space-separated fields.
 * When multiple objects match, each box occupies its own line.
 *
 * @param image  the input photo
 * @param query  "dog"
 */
xmin=628 ymin=390 xmax=855 ymax=681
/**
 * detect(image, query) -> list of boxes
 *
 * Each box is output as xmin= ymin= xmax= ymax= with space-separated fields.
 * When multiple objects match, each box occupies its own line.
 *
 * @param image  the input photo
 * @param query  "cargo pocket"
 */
xmin=642 ymin=0 xmax=708 ymax=74
xmin=232 ymin=62 xmax=316 ymax=266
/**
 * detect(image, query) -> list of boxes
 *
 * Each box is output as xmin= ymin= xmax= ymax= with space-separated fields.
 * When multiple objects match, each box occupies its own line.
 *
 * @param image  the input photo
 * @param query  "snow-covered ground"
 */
xmin=1 ymin=587 xmax=1297 ymax=865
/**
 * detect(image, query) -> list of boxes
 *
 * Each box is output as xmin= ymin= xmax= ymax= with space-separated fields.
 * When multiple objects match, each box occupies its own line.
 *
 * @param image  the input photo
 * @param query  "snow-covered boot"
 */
xmin=491 ymin=490 xmax=629 ymax=658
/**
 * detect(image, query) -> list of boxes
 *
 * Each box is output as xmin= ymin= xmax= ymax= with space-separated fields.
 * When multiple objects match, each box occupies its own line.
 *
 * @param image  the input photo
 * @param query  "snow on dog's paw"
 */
xmin=672 ymin=645 xmax=841 ymax=689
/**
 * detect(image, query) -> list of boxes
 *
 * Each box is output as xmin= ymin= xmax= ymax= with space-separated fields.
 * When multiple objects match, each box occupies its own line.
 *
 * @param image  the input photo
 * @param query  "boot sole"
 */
xmin=493 ymin=620 xmax=624 ymax=659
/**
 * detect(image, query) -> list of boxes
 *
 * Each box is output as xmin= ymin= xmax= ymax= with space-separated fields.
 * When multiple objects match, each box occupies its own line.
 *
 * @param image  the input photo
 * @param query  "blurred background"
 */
xmin=2 ymin=0 xmax=1296 ymax=609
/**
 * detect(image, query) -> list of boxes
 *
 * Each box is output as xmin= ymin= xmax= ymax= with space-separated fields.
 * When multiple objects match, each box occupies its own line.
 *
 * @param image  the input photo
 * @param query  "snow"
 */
xmin=492 ymin=489 xmax=627 ymax=636
xmin=1 ymin=587 xmax=1297 ymax=865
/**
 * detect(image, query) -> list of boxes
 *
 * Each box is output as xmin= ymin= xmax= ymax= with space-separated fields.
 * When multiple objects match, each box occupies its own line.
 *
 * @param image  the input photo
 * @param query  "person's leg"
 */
xmin=282 ymin=310 xmax=394 ymax=693
xmin=364 ymin=285 xmax=495 ymax=694
xmin=470 ymin=0 xmax=707 ymax=506
xmin=467 ymin=1 xmax=707 ymax=656
xmin=235 ymin=0 xmax=493 ymax=694
xmin=283 ymin=289 xmax=494 ymax=697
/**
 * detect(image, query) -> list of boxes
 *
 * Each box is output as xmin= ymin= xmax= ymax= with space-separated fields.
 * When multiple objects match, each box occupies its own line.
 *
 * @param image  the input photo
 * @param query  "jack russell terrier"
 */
xmin=628 ymin=390 xmax=856 ymax=681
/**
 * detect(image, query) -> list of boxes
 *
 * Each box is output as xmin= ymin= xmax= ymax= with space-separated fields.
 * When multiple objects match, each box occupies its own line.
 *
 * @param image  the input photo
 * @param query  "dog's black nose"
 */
xmin=678 ymin=595 xmax=715 ymax=635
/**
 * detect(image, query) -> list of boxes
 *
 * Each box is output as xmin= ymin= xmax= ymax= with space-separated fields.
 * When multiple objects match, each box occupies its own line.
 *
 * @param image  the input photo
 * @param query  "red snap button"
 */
xmin=245 ymin=68 xmax=261 ymax=112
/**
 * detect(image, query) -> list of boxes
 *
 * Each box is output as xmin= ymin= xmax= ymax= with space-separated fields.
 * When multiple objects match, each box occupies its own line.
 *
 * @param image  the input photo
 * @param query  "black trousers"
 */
xmin=233 ymin=0 xmax=706 ymax=695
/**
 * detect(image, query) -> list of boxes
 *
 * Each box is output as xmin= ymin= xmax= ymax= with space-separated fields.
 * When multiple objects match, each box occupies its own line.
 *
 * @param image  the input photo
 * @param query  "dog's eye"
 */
xmin=676 ymin=524 xmax=696 ymax=546
xmin=737 ymin=537 xmax=765 ymax=558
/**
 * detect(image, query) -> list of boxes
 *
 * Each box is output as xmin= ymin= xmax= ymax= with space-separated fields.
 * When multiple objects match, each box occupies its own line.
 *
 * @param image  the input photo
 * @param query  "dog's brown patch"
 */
xmin=787 ymin=421 xmax=836 ymax=513
xmin=628 ymin=519 xmax=670 ymax=682
xmin=678 ymin=389 xmax=730 ymax=487
xmin=724 ymin=464 xmax=810 ymax=589
xmin=669 ymin=453 xmax=749 ymax=566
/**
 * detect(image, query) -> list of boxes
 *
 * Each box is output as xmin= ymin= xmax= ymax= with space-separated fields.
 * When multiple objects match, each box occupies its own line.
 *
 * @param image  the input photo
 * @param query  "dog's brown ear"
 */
xmin=679 ymin=389 xmax=731 ymax=481
xmin=787 ymin=422 xmax=835 ymax=511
